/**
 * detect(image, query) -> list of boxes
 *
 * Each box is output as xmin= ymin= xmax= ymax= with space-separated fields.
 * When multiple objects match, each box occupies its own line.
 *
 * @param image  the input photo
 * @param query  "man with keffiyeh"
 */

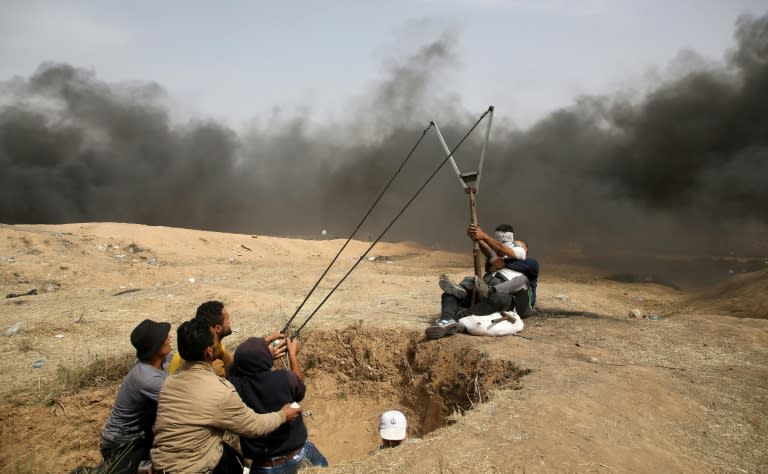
xmin=426 ymin=223 xmax=539 ymax=340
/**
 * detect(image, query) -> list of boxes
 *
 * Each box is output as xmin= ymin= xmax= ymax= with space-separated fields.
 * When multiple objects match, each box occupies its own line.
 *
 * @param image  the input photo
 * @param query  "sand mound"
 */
xmin=687 ymin=268 xmax=768 ymax=319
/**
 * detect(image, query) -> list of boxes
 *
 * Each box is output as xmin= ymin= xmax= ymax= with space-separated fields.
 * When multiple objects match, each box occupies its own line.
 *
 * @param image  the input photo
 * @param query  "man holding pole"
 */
xmin=425 ymin=223 xmax=537 ymax=340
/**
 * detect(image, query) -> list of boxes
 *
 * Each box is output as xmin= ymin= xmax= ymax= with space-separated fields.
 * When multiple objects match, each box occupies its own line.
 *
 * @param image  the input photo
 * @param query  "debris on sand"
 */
xmin=113 ymin=288 xmax=142 ymax=296
xmin=126 ymin=243 xmax=145 ymax=253
xmin=31 ymin=358 xmax=45 ymax=368
xmin=628 ymin=308 xmax=643 ymax=319
xmin=4 ymin=322 xmax=22 ymax=337
xmin=6 ymin=289 xmax=38 ymax=299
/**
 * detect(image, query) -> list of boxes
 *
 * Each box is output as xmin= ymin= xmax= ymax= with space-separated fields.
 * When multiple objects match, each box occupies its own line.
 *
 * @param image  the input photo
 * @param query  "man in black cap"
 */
xmin=98 ymin=319 xmax=172 ymax=473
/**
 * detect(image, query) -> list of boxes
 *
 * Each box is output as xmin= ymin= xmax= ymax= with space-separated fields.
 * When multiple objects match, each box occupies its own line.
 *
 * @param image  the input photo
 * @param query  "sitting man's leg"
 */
xmin=476 ymin=274 xmax=533 ymax=317
xmin=466 ymin=292 xmax=514 ymax=317
xmin=439 ymin=275 xmax=475 ymax=300
xmin=426 ymin=276 xmax=476 ymax=340
xmin=426 ymin=293 xmax=463 ymax=340
xmin=99 ymin=440 xmax=149 ymax=474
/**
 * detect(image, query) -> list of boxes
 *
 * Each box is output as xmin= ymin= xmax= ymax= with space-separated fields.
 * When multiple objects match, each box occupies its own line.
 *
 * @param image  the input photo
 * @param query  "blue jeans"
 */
xmin=250 ymin=441 xmax=328 ymax=474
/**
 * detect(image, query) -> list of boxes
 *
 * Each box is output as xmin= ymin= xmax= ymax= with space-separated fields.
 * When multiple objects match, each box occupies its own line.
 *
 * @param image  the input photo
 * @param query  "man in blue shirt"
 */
xmin=99 ymin=319 xmax=172 ymax=473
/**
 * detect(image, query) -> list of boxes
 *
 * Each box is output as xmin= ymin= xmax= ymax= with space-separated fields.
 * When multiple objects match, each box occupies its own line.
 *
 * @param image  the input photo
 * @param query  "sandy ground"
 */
xmin=1 ymin=222 xmax=767 ymax=473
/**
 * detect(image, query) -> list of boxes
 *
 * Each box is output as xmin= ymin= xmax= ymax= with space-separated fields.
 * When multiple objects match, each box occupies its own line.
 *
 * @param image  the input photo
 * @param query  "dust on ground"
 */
xmin=1 ymin=223 xmax=767 ymax=473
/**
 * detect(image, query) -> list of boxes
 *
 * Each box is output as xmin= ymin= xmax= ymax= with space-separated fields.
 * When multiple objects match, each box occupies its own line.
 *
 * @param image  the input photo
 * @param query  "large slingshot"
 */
xmin=432 ymin=105 xmax=494 ymax=303
xmin=280 ymin=107 xmax=495 ymax=337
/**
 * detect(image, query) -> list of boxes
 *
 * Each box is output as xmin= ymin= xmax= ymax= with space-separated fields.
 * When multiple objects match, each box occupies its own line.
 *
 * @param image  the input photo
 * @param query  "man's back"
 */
xmin=151 ymin=361 xmax=284 ymax=472
xmin=101 ymin=361 xmax=164 ymax=447
xmin=151 ymin=362 xmax=229 ymax=472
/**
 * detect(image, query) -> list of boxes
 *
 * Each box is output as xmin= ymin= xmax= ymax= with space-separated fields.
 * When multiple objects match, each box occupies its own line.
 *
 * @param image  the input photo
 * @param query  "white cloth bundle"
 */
xmin=458 ymin=311 xmax=524 ymax=337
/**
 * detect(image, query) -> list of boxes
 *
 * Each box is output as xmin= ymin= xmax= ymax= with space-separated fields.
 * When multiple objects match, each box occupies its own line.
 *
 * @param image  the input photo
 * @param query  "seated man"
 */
xmin=97 ymin=319 xmax=172 ymax=474
xmin=426 ymin=224 xmax=536 ymax=340
xmin=468 ymin=223 xmax=538 ymax=311
xmin=151 ymin=319 xmax=302 ymax=473
xmin=229 ymin=336 xmax=328 ymax=473
xmin=441 ymin=240 xmax=539 ymax=317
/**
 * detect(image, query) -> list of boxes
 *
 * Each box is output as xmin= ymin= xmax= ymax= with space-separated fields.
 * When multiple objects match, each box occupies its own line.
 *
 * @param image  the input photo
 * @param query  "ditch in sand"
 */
xmin=299 ymin=327 xmax=530 ymax=462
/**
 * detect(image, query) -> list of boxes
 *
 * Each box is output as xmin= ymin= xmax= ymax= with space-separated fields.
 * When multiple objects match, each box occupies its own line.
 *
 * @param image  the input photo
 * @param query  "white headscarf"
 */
xmin=494 ymin=231 xmax=514 ymax=243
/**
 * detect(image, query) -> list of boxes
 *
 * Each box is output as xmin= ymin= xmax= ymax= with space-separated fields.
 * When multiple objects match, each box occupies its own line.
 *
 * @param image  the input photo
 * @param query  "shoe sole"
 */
xmin=425 ymin=321 xmax=460 ymax=340
xmin=439 ymin=278 xmax=467 ymax=300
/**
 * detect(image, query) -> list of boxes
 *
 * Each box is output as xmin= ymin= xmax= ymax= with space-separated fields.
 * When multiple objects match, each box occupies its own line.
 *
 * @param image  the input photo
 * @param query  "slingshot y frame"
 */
xmin=432 ymin=105 xmax=495 ymax=304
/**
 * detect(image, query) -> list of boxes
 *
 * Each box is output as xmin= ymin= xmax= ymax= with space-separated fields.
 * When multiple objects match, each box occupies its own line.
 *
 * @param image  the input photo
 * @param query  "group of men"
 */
xmin=78 ymin=223 xmax=533 ymax=473
xmin=85 ymin=301 xmax=326 ymax=474
xmin=426 ymin=223 xmax=539 ymax=339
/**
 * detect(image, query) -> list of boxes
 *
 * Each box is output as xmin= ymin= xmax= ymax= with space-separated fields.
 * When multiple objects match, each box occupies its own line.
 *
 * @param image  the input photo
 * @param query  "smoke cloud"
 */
xmin=1 ymin=15 xmax=766 ymax=265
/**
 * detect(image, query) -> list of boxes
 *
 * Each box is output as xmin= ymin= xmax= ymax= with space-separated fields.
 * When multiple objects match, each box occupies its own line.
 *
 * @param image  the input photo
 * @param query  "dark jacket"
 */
xmin=507 ymin=258 xmax=539 ymax=307
xmin=228 ymin=338 xmax=307 ymax=458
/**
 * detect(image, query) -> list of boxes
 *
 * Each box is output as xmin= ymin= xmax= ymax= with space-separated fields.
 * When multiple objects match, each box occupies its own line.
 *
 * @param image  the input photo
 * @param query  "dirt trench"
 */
xmin=298 ymin=326 xmax=530 ymax=462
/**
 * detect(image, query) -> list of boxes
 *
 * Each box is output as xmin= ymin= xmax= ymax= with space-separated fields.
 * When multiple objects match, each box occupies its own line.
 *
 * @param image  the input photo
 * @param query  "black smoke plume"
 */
xmin=1 ymin=15 xmax=766 ymax=269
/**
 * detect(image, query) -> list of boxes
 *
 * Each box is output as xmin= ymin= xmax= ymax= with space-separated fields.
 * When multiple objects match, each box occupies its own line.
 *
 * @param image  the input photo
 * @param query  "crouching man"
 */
xmin=151 ymin=318 xmax=302 ymax=473
xmin=99 ymin=319 xmax=172 ymax=473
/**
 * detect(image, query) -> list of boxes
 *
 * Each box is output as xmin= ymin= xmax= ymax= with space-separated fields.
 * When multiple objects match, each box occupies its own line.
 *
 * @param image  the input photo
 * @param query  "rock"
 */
xmin=554 ymin=294 xmax=569 ymax=301
xmin=588 ymin=356 xmax=598 ymax=364
xmin=4 ymin=322 xmax=22 ymax=337
xmin=628 ymin=308 xmax=643 ymax=319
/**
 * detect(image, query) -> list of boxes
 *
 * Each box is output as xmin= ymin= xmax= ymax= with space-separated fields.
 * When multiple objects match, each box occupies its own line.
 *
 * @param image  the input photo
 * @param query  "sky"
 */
xmin=2 ymin=0 xmax=765 ymax=127
xmin=1 ymin=0 xmax=767 ymax=272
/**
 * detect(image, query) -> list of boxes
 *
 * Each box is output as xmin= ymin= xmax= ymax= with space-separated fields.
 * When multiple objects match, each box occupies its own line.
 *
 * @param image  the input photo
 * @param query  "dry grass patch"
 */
xmin=4 ymin=352 xmax=134 ymax=406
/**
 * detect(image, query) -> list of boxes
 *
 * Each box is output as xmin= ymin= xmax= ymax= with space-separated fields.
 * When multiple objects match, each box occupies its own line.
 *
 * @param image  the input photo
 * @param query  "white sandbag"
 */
xmin=458 ymin=311 xmax=524 ymax=337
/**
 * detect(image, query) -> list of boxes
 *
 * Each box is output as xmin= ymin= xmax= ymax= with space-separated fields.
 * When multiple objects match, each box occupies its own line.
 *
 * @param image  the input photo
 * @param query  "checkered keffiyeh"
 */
xmin=494 ymin=231 xmax=514 ymax=243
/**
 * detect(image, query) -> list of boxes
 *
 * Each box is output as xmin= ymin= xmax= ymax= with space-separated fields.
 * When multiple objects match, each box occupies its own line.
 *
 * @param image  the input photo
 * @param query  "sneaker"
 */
xmin=439 ymin=275 xmax=467 ymax=300
xmin=474 ymin=275 xmax=492 ymax=300
xmin=425 ymin=319 xmax=460 ymax=340
xmin=514 ymin=288 xmax=533 ymax=318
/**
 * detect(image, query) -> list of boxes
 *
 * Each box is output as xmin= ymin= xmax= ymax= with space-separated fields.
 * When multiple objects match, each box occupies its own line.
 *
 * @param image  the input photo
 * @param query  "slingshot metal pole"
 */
xmin=475 ymin=106 xmax=494 ymax=193
xmin=432 ymin=122 xmax=468 ymax=191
